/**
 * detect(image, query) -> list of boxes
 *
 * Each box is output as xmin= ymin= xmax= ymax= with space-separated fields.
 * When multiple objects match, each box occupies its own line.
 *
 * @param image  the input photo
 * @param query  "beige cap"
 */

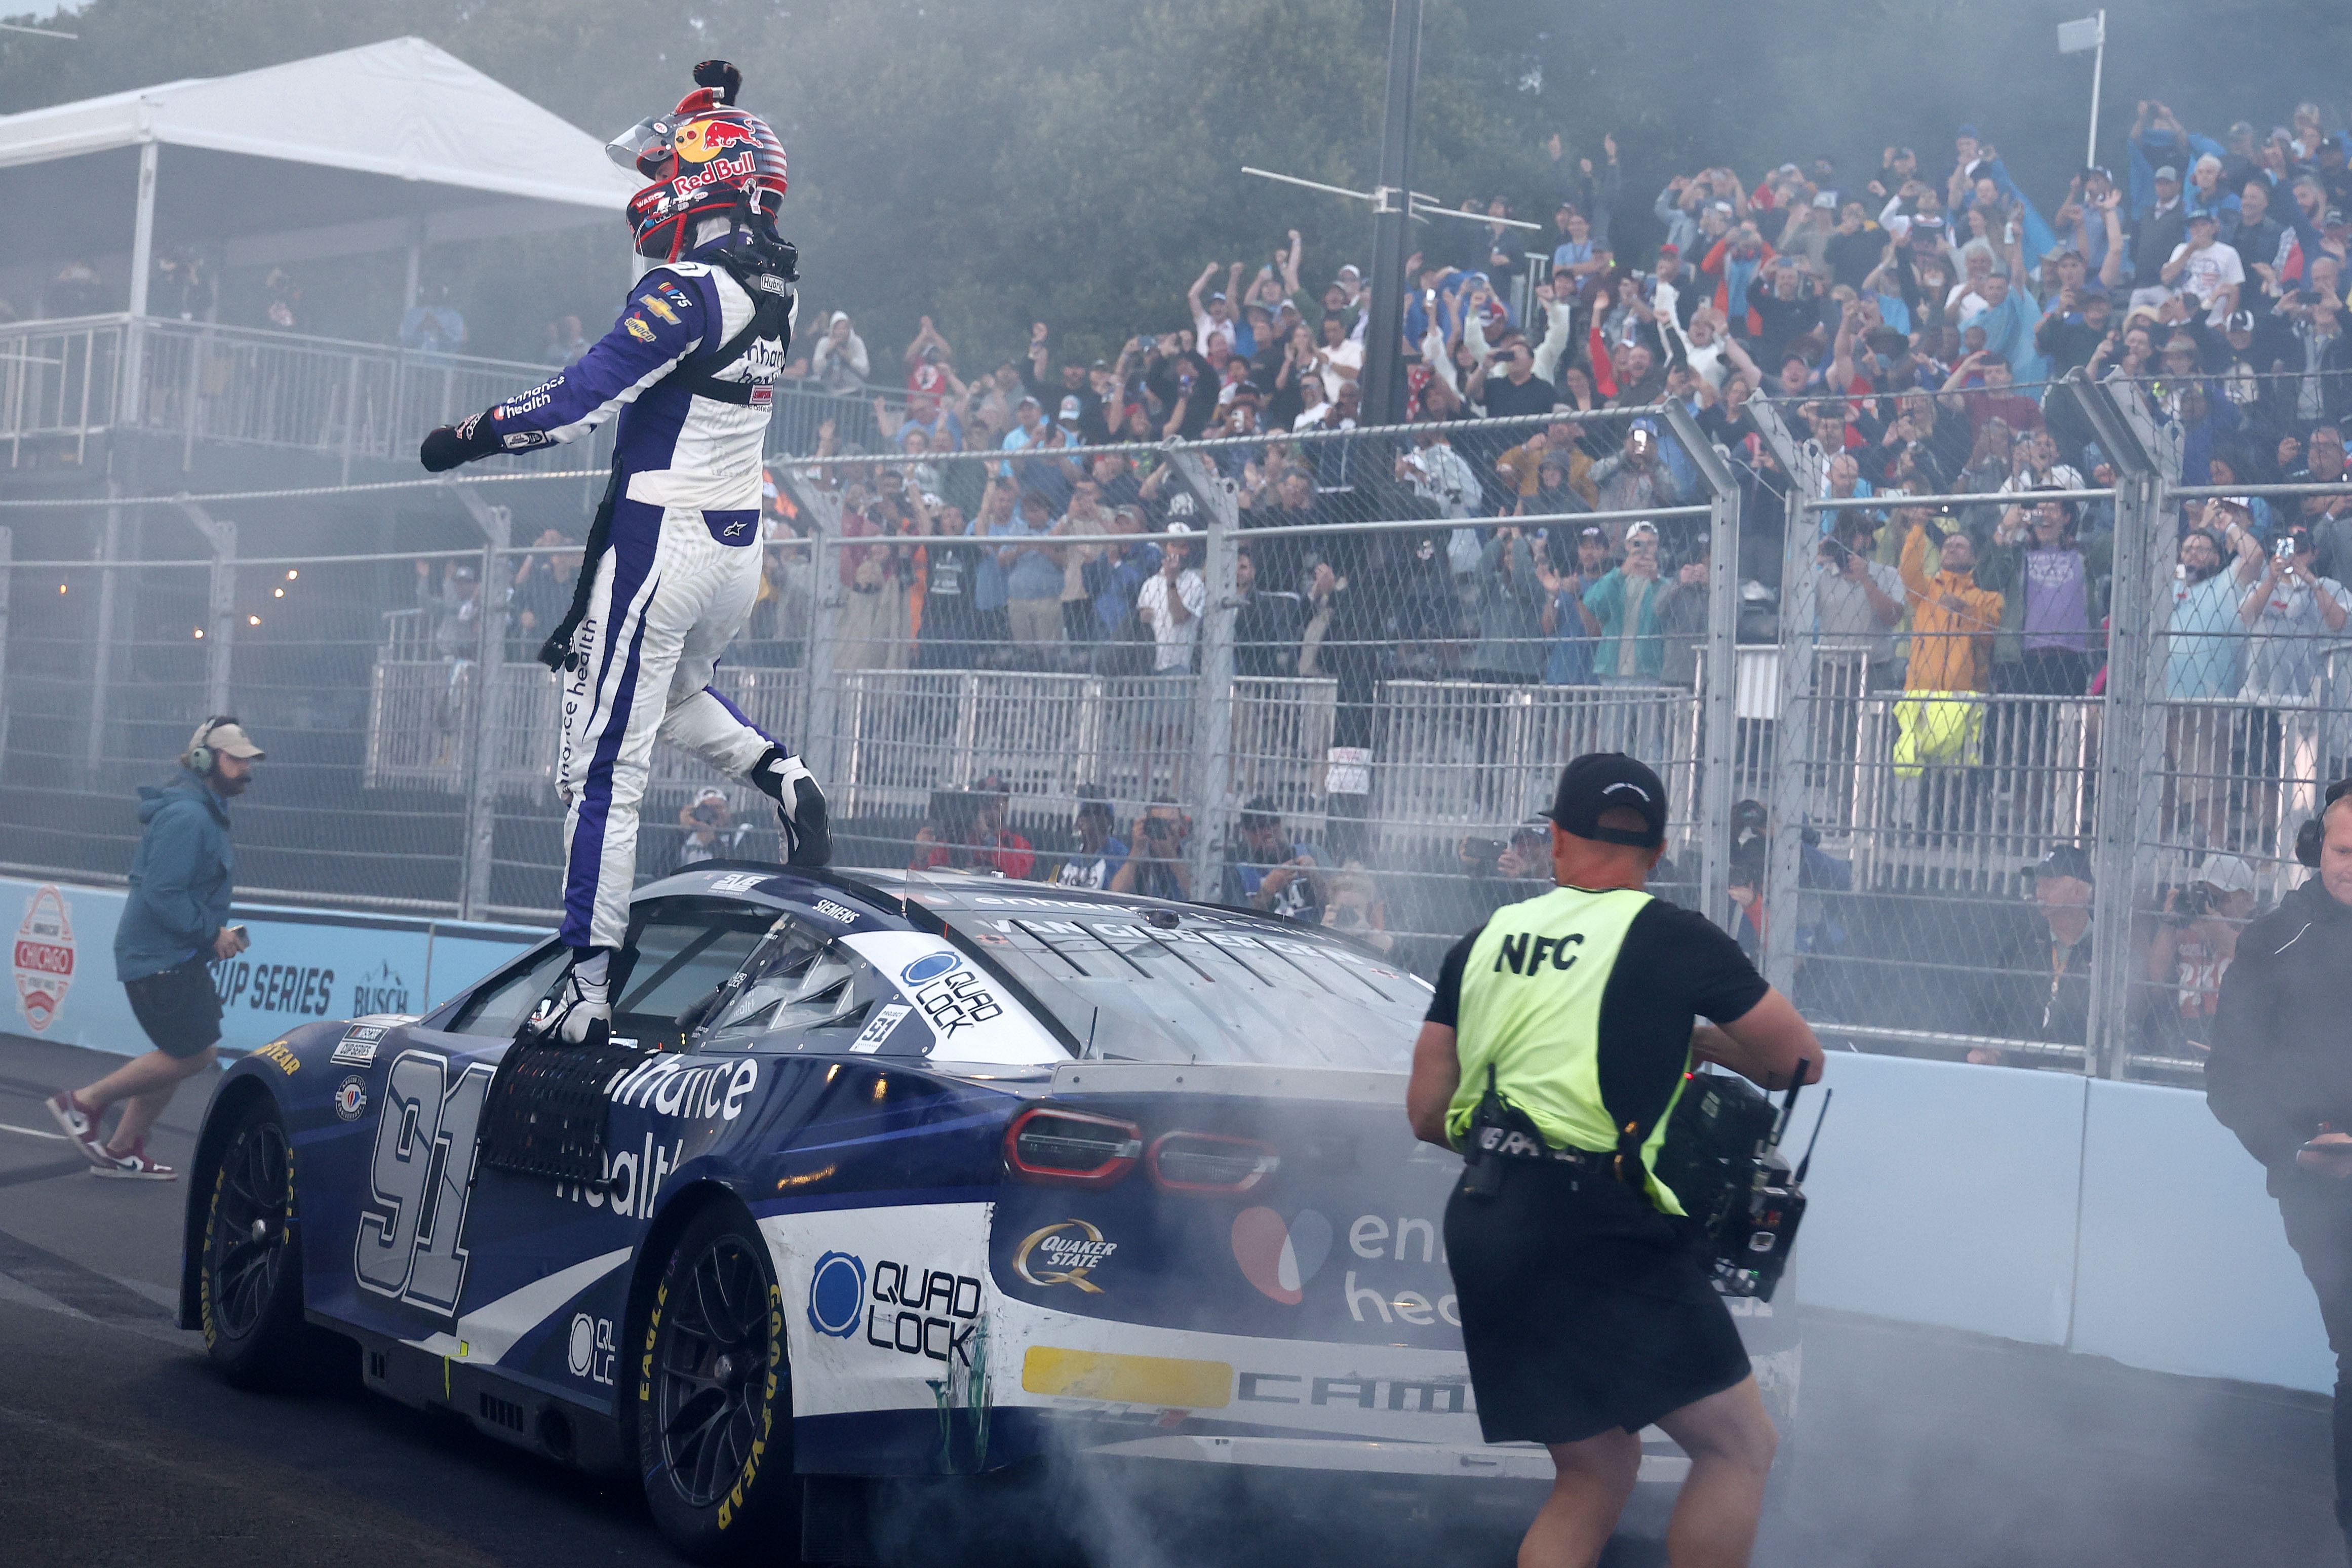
xmin=190 ymin=718 xmax=265 ymax=761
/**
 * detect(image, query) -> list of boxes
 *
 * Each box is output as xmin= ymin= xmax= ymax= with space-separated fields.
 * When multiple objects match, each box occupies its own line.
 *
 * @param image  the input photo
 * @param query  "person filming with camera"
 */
xmin=1407 ymin=753 xmax=1823 ymax=1568
xmin=2210 ymin=783 xmax=2352 ymax=1556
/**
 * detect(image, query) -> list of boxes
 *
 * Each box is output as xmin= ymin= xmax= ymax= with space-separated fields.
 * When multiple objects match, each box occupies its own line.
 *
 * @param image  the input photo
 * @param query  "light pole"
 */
xmin=1360 ymin=0 xmax=1424 ymax=427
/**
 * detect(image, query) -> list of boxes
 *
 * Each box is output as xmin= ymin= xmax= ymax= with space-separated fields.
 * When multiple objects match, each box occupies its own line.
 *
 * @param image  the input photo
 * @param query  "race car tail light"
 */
xmin=1006 ymin=1107 xmax=1143 ymax=1186
xmin=1148 ymin=1130 xmax=1280 ymax=1194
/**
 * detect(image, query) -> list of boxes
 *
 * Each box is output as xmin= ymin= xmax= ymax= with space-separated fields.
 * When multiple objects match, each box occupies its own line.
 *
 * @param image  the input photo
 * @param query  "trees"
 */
xmin=8 ymin=0 xmax=2352 ymax=365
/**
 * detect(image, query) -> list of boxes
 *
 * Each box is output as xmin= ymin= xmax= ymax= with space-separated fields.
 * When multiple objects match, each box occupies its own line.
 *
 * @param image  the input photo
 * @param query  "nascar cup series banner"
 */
xmin=5 ymin=875 xmax=544 ymax=1059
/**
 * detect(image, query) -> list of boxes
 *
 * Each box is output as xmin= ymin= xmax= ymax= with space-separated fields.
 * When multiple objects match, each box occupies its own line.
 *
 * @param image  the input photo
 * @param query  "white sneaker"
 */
xmin=45 ymin=1091 xmax=109 ymax=1166
xmin=91 ymin=1140 xmax=176 ymax=1181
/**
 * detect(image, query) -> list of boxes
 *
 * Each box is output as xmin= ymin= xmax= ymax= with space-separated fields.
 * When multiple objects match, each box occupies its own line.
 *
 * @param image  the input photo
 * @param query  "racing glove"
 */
xmin=752 ymin=748 xmax=832 ymax=868
xmin=419 ymin=407 xmax=505 ymax=473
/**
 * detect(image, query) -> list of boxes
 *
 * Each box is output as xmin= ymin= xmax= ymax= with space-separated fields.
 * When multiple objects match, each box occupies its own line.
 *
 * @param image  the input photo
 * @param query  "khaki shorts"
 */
xmin=1007 ymin=598 xmax=1064 ymax=644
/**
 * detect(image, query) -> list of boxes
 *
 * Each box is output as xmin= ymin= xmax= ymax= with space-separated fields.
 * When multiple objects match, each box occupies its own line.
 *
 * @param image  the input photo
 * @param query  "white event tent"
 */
xmin=0 ymin=34 xmax=637 ymax=315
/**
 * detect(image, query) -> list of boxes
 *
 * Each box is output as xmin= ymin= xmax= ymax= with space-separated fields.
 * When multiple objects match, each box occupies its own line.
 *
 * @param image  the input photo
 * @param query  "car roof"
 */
xmin=634 ymin=861 xmax=1317 ymax=940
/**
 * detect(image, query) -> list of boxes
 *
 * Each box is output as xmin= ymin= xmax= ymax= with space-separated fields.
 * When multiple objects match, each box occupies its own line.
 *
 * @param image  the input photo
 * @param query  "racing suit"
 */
xmin=476 ymin=239 xmax=799 ymax=952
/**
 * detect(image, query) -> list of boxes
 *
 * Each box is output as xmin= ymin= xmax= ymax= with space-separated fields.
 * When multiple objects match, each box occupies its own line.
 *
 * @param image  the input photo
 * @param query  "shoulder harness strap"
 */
xmin=668 ymin=243 xmax=798 ymax=405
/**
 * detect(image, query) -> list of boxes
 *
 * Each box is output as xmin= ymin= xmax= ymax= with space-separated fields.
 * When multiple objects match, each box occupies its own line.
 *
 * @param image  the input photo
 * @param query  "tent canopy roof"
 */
xmin=0 ymin=36 xmax=638 ymax=273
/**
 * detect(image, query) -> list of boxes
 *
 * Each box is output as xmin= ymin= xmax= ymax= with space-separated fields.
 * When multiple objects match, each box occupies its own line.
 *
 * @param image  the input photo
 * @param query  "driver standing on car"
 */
xmin=1406 ymin=752 xmax=1824 ymax=1568
xmin=416 ymin=60 xmax=829 ymax=1051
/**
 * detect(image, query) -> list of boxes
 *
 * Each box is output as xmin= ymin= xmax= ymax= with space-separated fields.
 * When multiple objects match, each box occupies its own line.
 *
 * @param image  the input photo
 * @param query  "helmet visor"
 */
xmin=605 ymin=114 xmax=674 ymax=175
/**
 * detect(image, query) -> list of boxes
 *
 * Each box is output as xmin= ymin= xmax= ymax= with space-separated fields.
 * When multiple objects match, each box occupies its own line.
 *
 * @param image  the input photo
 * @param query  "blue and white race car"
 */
xmin=180 ymin=863 xmax=1798 ymax=1561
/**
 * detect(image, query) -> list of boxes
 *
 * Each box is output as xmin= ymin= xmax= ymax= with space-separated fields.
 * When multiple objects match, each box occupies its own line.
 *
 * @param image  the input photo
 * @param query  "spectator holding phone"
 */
xmin=1220 ymin=797 xmax=1328 ymax=922
xmin=1111 ymin=800 xmax=1194 ymax=901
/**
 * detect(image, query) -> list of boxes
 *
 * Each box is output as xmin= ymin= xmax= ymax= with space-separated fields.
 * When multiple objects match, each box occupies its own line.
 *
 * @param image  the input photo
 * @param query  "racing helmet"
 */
xmin=608 ymin=60 xmax=788 ymax=262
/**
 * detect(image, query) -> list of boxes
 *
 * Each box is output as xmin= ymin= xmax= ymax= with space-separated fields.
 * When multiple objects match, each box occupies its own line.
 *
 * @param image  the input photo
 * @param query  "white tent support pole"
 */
xmin=404 ymin=217 xmax=425 ymax=312
xmin=120 ymin=139 xmax=158 ymax=426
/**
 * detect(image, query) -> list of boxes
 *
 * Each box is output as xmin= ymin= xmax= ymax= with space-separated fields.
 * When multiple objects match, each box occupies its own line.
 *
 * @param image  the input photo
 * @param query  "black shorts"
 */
xmin=123 ymin=956 xmax=224 ymax=1060
xmin=1444 ymin=1157 xmax=1752 ymax=1446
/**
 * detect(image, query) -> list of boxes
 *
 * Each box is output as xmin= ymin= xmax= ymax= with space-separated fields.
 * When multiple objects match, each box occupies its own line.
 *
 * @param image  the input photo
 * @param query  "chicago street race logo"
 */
xmin=12 ymin=884 xmax=75 ymax=1033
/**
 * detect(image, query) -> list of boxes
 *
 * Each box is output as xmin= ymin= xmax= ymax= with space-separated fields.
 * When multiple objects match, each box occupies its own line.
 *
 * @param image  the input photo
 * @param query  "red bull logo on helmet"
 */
xmin=673 ymin=116 xmax=756 ymax=165
xmin=670 ymin=150 xmax=757 ymax=201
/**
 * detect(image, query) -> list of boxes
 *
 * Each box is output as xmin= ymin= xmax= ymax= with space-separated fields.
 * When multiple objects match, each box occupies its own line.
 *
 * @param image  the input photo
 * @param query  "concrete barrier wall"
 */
xmin=3 ymin=874 xmax=545 ymax=1059
xmin=1797 ymin=1051 xmax=2333 ymax=1394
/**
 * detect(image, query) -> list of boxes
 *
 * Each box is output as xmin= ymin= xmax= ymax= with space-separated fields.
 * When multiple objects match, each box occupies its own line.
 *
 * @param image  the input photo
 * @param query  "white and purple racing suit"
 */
xmin=485 ymin=243 xmax=796 ymax=951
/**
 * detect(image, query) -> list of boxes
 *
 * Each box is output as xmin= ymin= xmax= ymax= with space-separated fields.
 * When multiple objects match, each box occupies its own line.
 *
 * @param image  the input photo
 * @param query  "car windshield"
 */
xmin=942 ymin=899 xmax=1425 ymax=1069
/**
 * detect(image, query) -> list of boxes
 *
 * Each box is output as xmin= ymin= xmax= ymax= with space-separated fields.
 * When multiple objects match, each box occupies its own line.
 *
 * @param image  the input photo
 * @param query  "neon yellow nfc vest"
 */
xmin=1446 ymin=885 xmax=1691 ymax=1214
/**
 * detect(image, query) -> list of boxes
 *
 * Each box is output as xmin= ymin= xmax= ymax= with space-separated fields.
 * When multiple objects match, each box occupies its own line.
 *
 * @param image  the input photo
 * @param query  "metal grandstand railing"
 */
xmin=0 ymin=312 xmax=898 ymax=471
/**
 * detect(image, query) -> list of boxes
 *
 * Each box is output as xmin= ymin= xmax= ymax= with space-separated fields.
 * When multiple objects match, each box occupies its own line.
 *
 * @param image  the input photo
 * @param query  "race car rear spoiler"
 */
xmin=1049 ymin=1061 xmax=1411 ymax=1104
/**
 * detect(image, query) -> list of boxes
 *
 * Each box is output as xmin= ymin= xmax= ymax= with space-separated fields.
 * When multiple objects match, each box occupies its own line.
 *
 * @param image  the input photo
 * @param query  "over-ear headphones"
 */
xmin=187 ymin=714 xmax=238 ymax=777
xmin=2296 ymin=777 xmax=2352 ymax=868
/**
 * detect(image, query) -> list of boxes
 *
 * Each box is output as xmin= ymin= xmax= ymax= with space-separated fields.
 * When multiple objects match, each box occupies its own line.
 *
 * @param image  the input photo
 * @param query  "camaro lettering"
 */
xmin=1236 ymin=1370 xmax=1470 ymax=1414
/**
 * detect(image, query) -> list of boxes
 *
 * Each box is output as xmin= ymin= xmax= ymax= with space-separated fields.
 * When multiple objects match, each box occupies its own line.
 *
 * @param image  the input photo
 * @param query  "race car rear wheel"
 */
xmin=635 ymin=1206 xmax=798 ymax=1562
xmin=198 ymin=1098 xmax=308 ymax=1387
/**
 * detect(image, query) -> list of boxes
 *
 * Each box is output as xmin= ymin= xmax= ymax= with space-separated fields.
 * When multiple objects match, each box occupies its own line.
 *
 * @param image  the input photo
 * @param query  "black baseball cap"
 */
xmin=2030 ymin=844 xmax=2094 ymax=884
xmin=1542 ymin=752 xmax=1667 ymax=848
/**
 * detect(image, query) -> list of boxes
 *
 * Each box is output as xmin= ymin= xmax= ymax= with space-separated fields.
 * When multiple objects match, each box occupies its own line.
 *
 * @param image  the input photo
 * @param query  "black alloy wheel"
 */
xmin=636 ymin=1206 xmax=797 ymax=1561
xmin=209 ymin=1113 xmax=291 ymax=1339
xmin=658 ymin=1234 xmax=773 ymax=1505
xmin=199 ymin=1099 xmax=326 ymax=1387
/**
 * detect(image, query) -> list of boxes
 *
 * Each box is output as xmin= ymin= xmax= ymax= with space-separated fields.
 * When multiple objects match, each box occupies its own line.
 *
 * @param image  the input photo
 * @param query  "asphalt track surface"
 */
xmin=0 ymin=1032 xmax=2340 ymax=1568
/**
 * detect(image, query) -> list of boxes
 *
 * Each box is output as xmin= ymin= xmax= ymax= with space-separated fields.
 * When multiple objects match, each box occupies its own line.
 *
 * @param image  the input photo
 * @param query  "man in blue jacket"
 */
xmin=46 ymin=717 xmax=260 ymax=1179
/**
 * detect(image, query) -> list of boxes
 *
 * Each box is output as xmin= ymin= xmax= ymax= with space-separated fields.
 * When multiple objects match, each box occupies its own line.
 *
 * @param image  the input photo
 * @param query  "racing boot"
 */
xmin=535 ymin=948 xmax=613 ymax=1049
xmin=750 ymin=746 xmax=831 ymax=867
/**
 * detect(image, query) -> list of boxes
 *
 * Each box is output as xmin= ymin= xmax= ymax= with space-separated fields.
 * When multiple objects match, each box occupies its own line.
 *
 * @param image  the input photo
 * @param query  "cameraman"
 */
xmin=1407 ymin=754 xmax=1822 ymax=1568
xmin=676 ymin=787 xmax=739 ymax=871
xmin=2209 ymin=785 xmax=2352 ymax=1554
xmin=1110 ymin=800 xmax=1191 ymax=900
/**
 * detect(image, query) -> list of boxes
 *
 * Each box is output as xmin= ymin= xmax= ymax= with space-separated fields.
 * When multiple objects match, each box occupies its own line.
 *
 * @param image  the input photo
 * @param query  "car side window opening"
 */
xmin=610 ymin=899 xmax=777 ymax=1053
xmin=697 ymin=916 xmax=892 ymax=1054
xmin=445 ymin=942 xmax=572 ymax=1038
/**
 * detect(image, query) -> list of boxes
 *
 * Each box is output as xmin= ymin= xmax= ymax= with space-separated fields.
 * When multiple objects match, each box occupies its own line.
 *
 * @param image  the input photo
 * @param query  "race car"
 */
xmin=180 ymin=862 xmax=1800 ymax=1562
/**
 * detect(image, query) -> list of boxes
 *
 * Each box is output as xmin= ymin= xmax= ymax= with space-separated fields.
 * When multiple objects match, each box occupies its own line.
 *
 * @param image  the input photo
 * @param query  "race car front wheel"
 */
xmin=198 ymin=1097 xmax=310 ymax=1388
xmin=635 ymin=1206 xmax=798 ymax=1562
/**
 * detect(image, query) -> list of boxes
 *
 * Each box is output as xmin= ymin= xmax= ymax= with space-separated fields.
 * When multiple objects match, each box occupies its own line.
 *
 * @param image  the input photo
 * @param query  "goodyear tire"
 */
xmin=634 ymin=1206 xmax=798 ymax=1563
xmin=197 ymin=1098 xmax=310 ymax=1388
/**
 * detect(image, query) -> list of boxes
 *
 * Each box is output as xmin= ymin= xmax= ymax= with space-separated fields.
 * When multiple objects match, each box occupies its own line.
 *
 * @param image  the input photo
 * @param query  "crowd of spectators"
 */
xmin=380 ymin=93 xmax=2352 ymax=1066
xmin=734 ymin=96 xmax=2352 ymax=708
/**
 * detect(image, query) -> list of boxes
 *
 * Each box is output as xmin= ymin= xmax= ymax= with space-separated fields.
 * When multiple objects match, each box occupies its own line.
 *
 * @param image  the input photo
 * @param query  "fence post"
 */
xmin=1663 ymin=401 xmax=1743 ymax=938
xmin=0 ymin=526 xmax=11 ymax=751
xmin=1169 ymin=449 xmax=1239 ymax=894
xmin=1751 ymin=402 xmax=1826 ymax=996
xmin=2068 ymin=371 xmax=2176 ymax=1079
xmin=460 ymin=541 xmax=506 ymax=919
xmin=84 ymin=488 xmax=123 ymax=776
xmin=445 ymin=485 xmax=512 ymax=919
xmin=780 ymin=470 xmax=845 ymax=789
xmin=175 ymin=501 xmax=237 ymax=715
